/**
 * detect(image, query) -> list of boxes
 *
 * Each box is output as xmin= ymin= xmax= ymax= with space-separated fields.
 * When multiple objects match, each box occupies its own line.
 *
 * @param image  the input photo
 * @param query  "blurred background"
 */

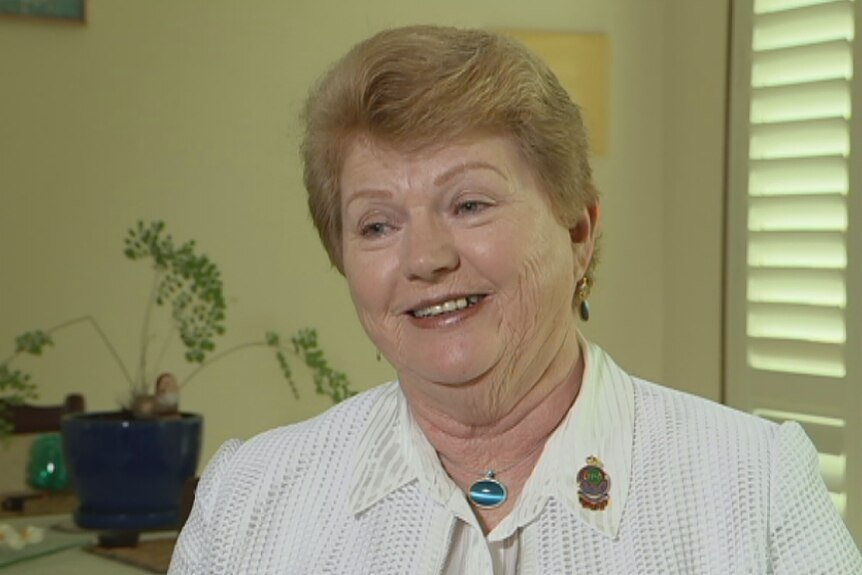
xmin=0 ymin=0 xmax=727 ymax=467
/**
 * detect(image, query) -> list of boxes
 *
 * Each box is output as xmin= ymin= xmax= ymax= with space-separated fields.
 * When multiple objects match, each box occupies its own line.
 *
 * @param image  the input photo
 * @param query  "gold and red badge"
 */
xmin=577 ymin=455 xmax=611 ymax=511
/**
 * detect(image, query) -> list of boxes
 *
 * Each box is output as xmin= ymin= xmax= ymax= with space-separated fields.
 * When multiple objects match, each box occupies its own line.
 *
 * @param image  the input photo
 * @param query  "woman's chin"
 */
xmin=399 ymin=354 xmax=499 ymax=388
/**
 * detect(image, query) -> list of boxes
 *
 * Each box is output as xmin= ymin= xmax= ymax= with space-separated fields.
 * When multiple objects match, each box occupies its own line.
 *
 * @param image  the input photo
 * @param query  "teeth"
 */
xmin=413 ymin=295 xmax=482 ymax=318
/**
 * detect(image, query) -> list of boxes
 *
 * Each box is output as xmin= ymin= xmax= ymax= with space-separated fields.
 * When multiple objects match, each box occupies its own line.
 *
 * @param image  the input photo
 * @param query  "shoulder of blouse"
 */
xmin=628 ymin=378 xmax=860 ymax=572
xmin=167 ymin=382 xmax=399 ymax=575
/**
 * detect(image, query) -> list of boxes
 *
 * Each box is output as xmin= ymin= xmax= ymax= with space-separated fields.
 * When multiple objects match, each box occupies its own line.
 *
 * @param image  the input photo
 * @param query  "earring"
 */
xmin=376 ymin=350 xmax=382 ymax=362
xmin=575 ymin=276 xmax=592 ymax=322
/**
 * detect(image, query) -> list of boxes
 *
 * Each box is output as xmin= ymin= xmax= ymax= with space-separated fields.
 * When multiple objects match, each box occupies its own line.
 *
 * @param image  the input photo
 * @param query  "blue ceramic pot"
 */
xmin=61 ymin=412 xmax=202 ymax=531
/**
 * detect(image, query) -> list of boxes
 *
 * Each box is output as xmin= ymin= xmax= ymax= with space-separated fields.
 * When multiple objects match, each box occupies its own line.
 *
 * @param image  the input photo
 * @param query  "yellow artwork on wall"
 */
xmin=501 ymin=30 xmax=610 ymax=156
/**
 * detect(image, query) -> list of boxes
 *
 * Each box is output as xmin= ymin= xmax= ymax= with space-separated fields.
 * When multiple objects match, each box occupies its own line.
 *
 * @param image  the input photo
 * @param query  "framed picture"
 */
xmin=0 ymin=0 xmax=86 ymax=22
xmin=500 ymin=30 xmax=610 ymax=156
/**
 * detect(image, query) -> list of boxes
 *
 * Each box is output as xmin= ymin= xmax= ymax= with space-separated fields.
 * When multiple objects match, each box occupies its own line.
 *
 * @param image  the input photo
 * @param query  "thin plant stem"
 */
xmin=136 ymin=270 xmax=162 ymax=395
xmin=180 ymin=341 xmax=269 ymax=389
xmin=152 ymin=325 xmax=176 ymax=377
xmin=36 ymin=316 xmax=135 ymax=387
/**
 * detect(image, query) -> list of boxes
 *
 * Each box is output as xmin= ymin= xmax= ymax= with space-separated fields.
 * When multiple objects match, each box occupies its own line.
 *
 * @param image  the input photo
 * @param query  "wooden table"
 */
xmin=0 ymin=515 xmax=176 ymax=573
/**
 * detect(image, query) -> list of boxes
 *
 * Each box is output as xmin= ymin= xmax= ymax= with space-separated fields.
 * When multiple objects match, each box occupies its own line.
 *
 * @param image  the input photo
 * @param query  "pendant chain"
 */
xmin=439 ymin=436 xmax=548 ymax=478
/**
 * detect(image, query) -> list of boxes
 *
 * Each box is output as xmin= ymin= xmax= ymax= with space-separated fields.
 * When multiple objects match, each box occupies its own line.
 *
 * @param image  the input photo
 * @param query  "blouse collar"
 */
xmin=348 ymin=336 xmax=635 ymax=540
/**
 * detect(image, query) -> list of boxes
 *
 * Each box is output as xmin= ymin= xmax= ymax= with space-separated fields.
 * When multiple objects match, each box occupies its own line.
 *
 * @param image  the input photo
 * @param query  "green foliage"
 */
xmin=0 ymin=364 xmax=39 ymax=437
xmin=291 ymin=329 xmax=355 ymax=404
xmin=266 ymin=331 xmax=298 ymax=399
xmin=267 ymin=329 xmax=355 ymax=404
xmin=0 ymin=220 xmax=354 ymax=438
xmin=125 ymin=220 xmax=226 ymax=364
xmin=1 ymin=331 xmax=50 ymax=437
xmin=15 ymin=331 xmax=53 ymax=355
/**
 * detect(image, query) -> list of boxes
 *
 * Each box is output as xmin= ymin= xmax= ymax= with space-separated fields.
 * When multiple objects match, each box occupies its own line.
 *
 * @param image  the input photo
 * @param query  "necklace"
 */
xmin=439 ymin=438 xmax=548 ymax=509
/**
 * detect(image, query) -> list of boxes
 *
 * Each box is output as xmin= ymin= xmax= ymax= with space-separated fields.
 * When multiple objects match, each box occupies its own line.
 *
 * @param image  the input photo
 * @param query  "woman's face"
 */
xmin=340 ymin=133 xmax=595 ymax=394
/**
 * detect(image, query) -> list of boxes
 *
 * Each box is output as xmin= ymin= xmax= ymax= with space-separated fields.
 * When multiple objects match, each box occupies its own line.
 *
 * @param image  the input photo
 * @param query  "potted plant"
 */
xmin=0 ymin=220 xmax=353 ymax=534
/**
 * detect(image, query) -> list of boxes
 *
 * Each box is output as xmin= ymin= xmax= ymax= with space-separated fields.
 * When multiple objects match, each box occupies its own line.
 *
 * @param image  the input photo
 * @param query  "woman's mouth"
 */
xmin=410 ymin=295 xmax=485 ymax=318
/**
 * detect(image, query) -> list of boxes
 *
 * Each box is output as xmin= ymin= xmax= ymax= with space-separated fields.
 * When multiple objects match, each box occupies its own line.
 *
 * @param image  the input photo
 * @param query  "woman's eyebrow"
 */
xmin=343 ymin=188 xmax=392 ymax=210
xmin=433 ymin=161 xmax=508 ymax=186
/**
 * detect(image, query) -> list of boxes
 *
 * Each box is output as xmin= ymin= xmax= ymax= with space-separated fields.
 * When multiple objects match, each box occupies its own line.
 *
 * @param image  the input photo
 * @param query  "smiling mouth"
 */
xmin=410 ymin=295 xmax=485 ymax=318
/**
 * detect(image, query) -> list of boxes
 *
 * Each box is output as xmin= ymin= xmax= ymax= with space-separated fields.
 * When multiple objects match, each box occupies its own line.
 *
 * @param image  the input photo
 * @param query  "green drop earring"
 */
xmin=576 ymin=276 xmax=592 ymax=322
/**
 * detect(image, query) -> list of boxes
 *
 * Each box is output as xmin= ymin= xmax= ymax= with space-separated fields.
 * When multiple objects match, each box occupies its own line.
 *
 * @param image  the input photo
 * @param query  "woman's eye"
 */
xmin=456 ymin=200 xmax=488 ymax=215
xmin=359 ymin=222 xmax=391 ymax=237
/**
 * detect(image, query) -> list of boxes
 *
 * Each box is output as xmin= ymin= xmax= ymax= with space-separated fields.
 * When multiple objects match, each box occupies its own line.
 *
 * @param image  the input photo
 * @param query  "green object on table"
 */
xmin=26 ymin=434 xmax=69 ymax=492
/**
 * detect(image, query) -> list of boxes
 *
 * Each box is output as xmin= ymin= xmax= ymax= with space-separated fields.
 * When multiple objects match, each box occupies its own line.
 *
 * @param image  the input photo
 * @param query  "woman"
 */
xmin=170 ymin=26 xmax=861 ymax=574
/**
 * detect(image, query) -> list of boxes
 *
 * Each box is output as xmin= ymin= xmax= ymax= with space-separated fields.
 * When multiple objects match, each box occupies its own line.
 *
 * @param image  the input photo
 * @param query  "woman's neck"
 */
xmin=402 ymin=331 xmax=585 ymax=532
xmin=404 ymin=328 xmax=582 ymax=447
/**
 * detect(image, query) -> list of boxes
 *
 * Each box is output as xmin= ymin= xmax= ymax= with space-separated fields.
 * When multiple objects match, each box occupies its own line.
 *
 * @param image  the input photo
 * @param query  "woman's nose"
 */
xmin=401 ymin=214 xmax=459 ymax=281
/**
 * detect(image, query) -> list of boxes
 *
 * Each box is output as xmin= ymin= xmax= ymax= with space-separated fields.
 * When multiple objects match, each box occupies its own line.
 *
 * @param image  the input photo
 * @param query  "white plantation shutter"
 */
xmin=726 ymin=0 xmax=862 ymax=546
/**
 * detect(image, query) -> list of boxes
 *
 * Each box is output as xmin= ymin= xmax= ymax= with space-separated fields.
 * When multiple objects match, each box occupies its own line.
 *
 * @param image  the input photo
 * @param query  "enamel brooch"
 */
xmin=577 ymin=455 xmax=611 ymax=511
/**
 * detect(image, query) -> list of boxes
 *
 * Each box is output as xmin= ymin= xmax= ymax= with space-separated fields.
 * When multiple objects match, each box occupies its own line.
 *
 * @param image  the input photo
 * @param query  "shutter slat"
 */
xmin=748 ymin=232 xmax=847 ymax=268
xmin=748 ymin=338 xmax=845 ymax=377
xmin=751 ymin=79 xmax=850 ymax=122
xmin=752 ymin=39 xmax=853 ymax=86
xmin=754 ymin=408 xmax=845 ymax=453
xmin=748 ymin=302 xmax=846 ymax=343
xmin=831 ymin=492 xmax=848 ymax=518
xmin=748 ymin=268 xmax=846 ymax=305
xmin=747 ymin=373 xmax=848 ymax=418
xmin=755 ymin=0 xmax=850 ymax=15
xmin=820 ymin=453 xmax=848 ymax=492
xmin=749 ymin=157 xmax=848 ymax=195
xmin=754 ymin=1 xmax=854 ymax=51
xmin=749 ymin=117 xmax=849 ymax=158
xmin=748 ymin=194 xmax=847 ymax=231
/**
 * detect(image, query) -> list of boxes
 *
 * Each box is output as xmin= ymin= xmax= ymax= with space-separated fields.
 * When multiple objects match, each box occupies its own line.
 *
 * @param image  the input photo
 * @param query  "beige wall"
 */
xmin=0 ymin=0 xmax=727 ymax=467
xmin=661 ymin=1 xmax=729 ymax=402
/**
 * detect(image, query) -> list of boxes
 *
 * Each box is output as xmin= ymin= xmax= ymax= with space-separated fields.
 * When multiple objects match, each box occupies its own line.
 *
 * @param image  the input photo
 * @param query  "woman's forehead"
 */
xmin=340 ymin=134 xmax=525 ymax=194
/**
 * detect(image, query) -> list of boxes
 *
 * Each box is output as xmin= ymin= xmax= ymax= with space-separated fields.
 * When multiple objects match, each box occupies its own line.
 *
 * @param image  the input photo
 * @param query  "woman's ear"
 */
xmin=570 ymin=202 xmax=601 ymax=272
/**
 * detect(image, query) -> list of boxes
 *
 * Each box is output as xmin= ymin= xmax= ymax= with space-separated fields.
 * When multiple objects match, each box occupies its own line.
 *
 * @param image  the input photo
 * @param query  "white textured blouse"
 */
xmin=382 ymin=338 xmax=635 ymax=573
xmin=169 ymin=342 xmax=862 ymax=574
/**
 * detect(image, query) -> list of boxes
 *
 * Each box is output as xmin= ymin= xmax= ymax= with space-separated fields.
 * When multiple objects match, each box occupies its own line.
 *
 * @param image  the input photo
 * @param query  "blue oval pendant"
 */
xmin=469 ymin=476 xmax=507 ymax=509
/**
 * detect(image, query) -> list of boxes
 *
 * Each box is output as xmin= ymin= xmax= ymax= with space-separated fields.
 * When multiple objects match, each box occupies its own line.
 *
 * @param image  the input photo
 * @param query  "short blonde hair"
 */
xmin=302 ymin=25 xmax=598 ymax=274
